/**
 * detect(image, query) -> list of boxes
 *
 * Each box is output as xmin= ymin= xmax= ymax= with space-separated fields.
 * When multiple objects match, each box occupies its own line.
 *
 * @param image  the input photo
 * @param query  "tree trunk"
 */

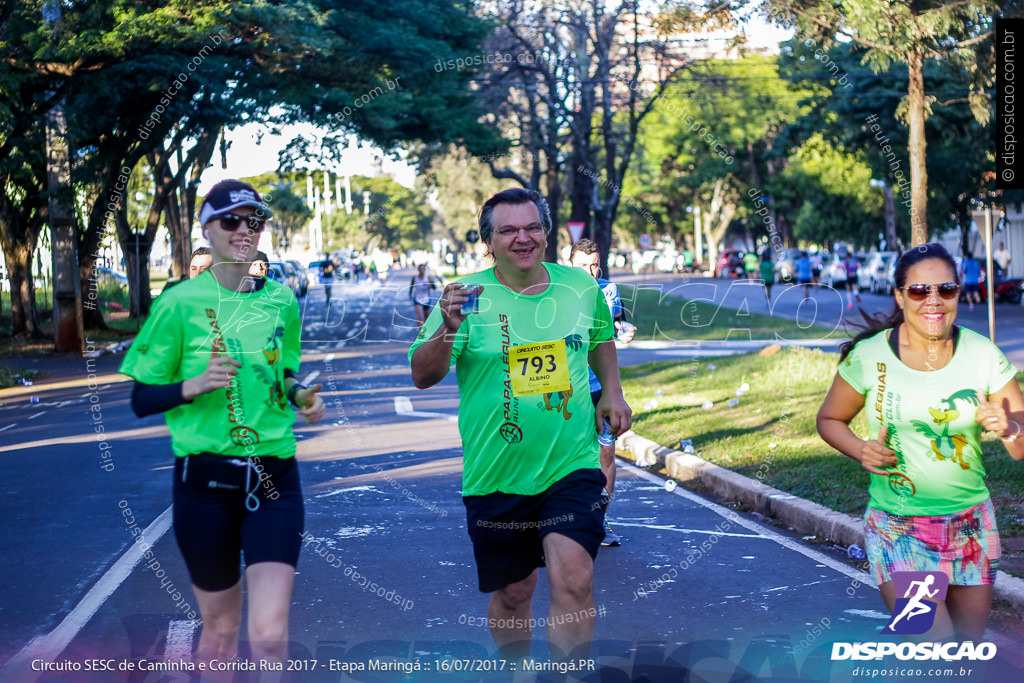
xmin=907 ymin=50 xmax=929 ymax=246
xmin=544 ymin=152 xmax=562 ymax=263
xmin=123 ymin=233 xmax=153 ymax=319
xmin=6 ymin=243 xmax=43 ymax=337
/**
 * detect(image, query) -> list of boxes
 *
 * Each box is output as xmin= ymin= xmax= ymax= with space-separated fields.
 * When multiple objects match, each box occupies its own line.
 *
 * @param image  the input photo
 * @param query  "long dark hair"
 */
xmin=838 ymin=243 xmax=959 ymax=362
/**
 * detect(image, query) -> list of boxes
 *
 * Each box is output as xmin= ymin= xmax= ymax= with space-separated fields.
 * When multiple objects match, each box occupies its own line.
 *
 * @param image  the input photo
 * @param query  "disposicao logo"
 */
xmin=830 ymin=571 xmax=996 ymax=663
xmin=882 ymin=571 xmax=948 ymax=635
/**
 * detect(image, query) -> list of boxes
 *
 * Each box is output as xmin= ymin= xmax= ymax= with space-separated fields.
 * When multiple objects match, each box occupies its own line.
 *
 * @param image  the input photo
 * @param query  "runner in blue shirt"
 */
xmin=960 ymin=253 xmax=982 ymax=310
xmin=569 ymin=239 xmax=636 ymax=547
xmin=795 ymin=251 xmax=813 ymax=300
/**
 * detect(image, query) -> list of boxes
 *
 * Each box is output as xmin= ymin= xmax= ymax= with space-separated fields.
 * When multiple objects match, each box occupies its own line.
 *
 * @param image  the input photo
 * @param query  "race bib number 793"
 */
xmin=508 ymin=339 xmax=571 ymax=397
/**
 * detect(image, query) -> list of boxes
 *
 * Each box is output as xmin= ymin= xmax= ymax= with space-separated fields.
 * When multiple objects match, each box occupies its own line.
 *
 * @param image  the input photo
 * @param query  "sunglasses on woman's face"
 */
xmin=217 ymin=213 xmax=267 ymax=232
xmin=899 ymin=282 xmax=960 ymax=301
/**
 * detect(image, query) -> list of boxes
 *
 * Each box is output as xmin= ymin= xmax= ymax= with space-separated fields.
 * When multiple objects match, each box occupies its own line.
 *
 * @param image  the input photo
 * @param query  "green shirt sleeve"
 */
xmin=119 ymin=294 xmax=184 ymax=384
xmin=837 ymin=338 xmax=869 ymax=394
xmin=587 ymin=279 xmax=614 ymax=351
xmin=987 ymin=340 xmax=1018 ymax=394
xmin=407 ymin=299 xmax=468 ymax=368
xmin=283 ymin=298 xmax=301 ymax=373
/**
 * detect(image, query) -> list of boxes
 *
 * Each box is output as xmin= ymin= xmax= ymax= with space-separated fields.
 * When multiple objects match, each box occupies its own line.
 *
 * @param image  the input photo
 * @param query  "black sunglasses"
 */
xmin=217 ymin=213 xmax=267 ymax=232
xmin=899 ymin=282 xmax=960 ymax=301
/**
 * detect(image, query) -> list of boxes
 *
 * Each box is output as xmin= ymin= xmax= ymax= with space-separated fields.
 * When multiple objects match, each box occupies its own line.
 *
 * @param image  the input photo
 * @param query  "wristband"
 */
xmin=1003 ymin=420 xmax=1022 ymax=443
xmin=287 ymin=383 xmax=307 ymax=407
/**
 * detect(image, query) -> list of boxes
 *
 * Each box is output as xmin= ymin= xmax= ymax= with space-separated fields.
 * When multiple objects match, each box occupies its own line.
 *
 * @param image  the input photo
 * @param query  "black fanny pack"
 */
xmin=176 ymin=453 xmax=294 ymax=500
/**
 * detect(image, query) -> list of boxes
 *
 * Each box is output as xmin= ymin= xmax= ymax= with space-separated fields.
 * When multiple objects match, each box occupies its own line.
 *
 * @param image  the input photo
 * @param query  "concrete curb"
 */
xmin=615 ymin=431 xmax=1024 ymax=615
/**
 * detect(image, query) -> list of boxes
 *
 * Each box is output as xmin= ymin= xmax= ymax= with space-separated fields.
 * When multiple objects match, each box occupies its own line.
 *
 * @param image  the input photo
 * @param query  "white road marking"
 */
xmin=0 ymin=423 xmax=16 ymax=432
xmin=621 ymin=461 xmax=874 ymax=586
xmin=611 ymin=521 xmax=765 ymax=539
xmin=164 ymin=619 xmax=200 ymax=661
xmin=6 ymin=505 xmax=173 ymax=667
xmin=302 ymin=371 xmax=320 ymax=385
xmin=394 ymin=396 xmax=458 ymax=422
xmin=27 ymin=412 xmax=46 ymax=420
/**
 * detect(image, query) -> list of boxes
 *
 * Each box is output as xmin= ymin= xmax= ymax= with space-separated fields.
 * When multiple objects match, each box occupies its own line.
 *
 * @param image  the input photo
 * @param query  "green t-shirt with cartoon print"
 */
xmin=408 ymin=263 xmax=614 ymax=496
xmin=120 ymin=270 xmax=301 ymax=458
xmin=839 ymin=327 xmax=1017 ymax=515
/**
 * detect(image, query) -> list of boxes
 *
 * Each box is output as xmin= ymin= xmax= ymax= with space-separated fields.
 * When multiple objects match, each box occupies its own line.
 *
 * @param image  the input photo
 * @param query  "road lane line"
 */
xmin=0 ymin=423 xmax=16 ymax=432
xmin=610 ymin=521 xmax=766 ymax=539
xmin=6 ymin=505 xmax=173 ymax=668
xmin=302 ymin=370 xmax=320 ymax=385
xmin=620 ymin=461 xmax=873 ymax=585
xmin=394 ymin=396 xmax=458 ymax=422
xmin=164 ymin=619 xmax=199 ymax=661
xmin=27 ymin=412 xmax=46 ymax=420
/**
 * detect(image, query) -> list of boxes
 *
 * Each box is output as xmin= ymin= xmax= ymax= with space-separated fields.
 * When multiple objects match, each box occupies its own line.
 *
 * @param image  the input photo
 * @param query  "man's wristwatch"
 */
xmin=287 ymin=383 xmax=307 ymax=407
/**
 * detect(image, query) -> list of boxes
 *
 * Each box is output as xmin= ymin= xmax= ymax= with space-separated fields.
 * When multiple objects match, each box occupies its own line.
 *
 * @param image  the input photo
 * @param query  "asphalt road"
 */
xmin=2 ymin=270 xmax=1023 ymax=682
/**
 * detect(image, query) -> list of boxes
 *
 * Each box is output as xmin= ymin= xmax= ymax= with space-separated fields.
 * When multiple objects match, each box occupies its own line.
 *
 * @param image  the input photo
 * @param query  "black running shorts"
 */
xmin=172 ymin=455 xmax=304 ymax=592
xmin=463 ymin=468 xmax=606 ymax=593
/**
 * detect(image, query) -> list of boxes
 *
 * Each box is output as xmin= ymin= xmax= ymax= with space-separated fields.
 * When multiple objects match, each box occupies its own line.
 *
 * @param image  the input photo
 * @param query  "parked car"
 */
xmin=286 ymin=260 xmax=309 ymax=297
xmin=268 ymin=261 xmax=302 ymax=298
xmin=819 ymin=254 xmax=849 ymax=288
xmin=772 ymin=248 xmax=804 ymax=283
xmin=858 ymin=252 xmax=898 ymax=294
xmin=93 ymin=267 xmax=129 ymax=287
xmin=715 ymin=249 xmax=745 ymax=278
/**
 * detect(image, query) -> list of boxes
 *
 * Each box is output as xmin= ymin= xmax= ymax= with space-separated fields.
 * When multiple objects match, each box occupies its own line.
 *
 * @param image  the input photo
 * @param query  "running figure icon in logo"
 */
xmin=882 ymin=571 xmax=949 ymax=635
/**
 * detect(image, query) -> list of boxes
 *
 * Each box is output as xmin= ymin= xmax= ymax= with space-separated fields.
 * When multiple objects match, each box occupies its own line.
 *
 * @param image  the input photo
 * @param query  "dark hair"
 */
xmin=253 ymin=250 xmax=269 ymax=265
xmin=839 ymin=243 xmax=959 ymax=362
xmin=569 ymin=238 xmax=598 ymax=261
xmin=479 ymin=188 xmax=552 ymax=242
xmin=761 ymin=250 xmax=771 ymax=262
xmin=190 ymin=246 xmax=211 ymax=261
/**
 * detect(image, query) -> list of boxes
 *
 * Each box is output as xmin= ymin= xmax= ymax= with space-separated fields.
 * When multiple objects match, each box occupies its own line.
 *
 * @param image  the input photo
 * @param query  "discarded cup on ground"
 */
xmin=30 ymin=396 xmax=39 ymax=403
xmin=847 ymin=544 xmax=867 ymax=560
xmin=701 ymin=400 xmax=714 ymax=409
xmin=679 ymin=438 xmax=694 ymax=454
xmin=644 ymin=399 xmax=658 ymax=410
xmin=664 ymin=479 xmax=677 ymax=492
xmin=727 ymin=398 xmax=739 ymax=407
xmin=739 ymin=382 xmax=750 ymax=392
xmin=654 ymin=389 xmax=664 ymax=396
xmin=735 ymin=389 xmax=745 ymax=397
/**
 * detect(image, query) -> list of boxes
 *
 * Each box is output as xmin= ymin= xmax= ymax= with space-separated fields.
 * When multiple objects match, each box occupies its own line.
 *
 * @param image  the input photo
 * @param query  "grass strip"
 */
xmin=620 ymin=347 xmax=1024 ymax=546
xmin=624 ymin=286 xmax=837 ymax=341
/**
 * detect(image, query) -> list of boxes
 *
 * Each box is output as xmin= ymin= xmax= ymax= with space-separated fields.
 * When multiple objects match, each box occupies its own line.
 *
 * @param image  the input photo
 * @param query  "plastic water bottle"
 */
xmin=847 ymin=544 xmax=867 ymax=560
xmin=598 ymin=420 xmax=615 ymax=447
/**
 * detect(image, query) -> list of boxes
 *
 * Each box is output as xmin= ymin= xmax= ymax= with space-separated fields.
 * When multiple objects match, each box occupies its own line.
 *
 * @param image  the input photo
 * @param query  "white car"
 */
xmin=858 ymin=252 xmax=898 ymax=294
xmin=819 ymin=254 xmax=848 ymax=288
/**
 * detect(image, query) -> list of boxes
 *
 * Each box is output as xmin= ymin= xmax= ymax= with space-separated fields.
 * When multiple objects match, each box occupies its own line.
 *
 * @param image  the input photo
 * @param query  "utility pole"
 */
xmin=44 ymin=1 xmax=83 ymax=352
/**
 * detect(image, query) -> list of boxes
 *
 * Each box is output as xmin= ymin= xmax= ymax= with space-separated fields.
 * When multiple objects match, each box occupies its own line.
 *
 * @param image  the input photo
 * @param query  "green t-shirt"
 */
xmin=408 ymin=263 xmax=614 ymax=496
xmin=120 ymin=271 xmax=301 ymax=458
xmin=758 ymin=261 xmax=774 ymax=282
xmin=838 ymin=327 xmax=1017 ymax=515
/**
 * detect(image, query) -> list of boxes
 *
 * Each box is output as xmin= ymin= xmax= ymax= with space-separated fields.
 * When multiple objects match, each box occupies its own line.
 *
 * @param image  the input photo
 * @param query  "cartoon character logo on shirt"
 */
xmin=910 ymin=389 xmax=978 ymax=471
xmin=542 ymin=387 xmax=574 ymax=420
xmin=251 ymin=326 xmax=286 ymax=408
xmin=540 ymin=334 xmax=584 ymax=421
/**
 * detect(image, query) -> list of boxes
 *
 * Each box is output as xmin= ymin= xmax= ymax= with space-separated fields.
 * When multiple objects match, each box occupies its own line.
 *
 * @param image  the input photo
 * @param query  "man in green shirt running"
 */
xmin=410 ymin=189 xmax=631 ymax=660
